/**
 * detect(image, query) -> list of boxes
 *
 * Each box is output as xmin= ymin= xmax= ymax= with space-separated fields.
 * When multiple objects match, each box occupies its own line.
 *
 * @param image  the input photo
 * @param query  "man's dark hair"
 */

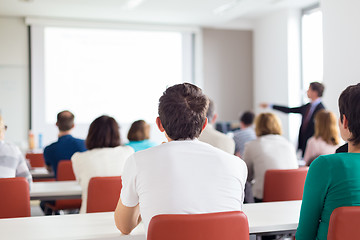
xmin=338 ymin=83 xmax=360 ymax=145
xmin=240 ymin=111 xmax=255 ymax=126
xmin=158 ymin=83 xmax=209 ymax=140
xmin=57 ymin=110 xmax=75 ymax=132
xmin=310 ymin=82 xmax=325 ymax=97
xmin=86 ymin=115 xmax=121 ymax=150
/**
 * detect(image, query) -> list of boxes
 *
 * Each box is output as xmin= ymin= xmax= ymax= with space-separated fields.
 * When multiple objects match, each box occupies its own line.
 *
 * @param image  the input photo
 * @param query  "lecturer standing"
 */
xmin=260 ymin=82 xmax=325 ymax=156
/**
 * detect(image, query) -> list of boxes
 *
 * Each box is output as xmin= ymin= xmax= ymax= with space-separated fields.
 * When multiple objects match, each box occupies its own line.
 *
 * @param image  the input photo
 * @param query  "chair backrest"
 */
xmin=328 ymin=206 xmax=360 ymax=240
xmin=0 ymin=178 xmax=30 ymax=218
xmin=263 ymin=167 xmax=308 ymax=202
xmin=57 ymin=160 xmax=76 ymax=181
xmin=86 ymin=176 xmax=122 ymax=213
xmin=147 ymin=211 xmax=249 ymax=240
xmin=54 ymin=160 xmax=81 ymax=210
xmin=25 ymin=153 xmax=45 ymax=168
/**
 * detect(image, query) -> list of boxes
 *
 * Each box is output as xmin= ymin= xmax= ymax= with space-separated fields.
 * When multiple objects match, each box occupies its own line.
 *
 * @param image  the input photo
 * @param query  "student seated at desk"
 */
xmin=126 ymin=120 xmax=157 ymax=152
xmin=114 ymin=83 xmax=247 ymax=235
xmin=71 ymin=115 xmax=134 ymax=214
xmin=296 ymin=83 xmax=360 ymax=240
xmin=243 ymin=113 xmax=298 ymax=202
xmin=303 ymin=109 xmax=340 ymax=166
xmin=0 ymin=116 xmax=32 ymax=186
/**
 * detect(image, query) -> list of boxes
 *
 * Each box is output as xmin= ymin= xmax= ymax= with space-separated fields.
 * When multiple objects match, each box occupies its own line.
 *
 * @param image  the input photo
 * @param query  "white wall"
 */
xmin=0 ymin=17 xmax=29 ymax=149
xmin=202 ymin=28 xmax=253 ymax=122
xmin=321 ymin=0 xmax=360 ymax=115
xmin=253 ymin=10 xmax=302 ymax=143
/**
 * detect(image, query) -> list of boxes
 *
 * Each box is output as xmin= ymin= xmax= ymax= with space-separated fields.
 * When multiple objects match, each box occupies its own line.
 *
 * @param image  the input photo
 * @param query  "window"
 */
xmin=301 ymin=5 xmax=323 ymax=102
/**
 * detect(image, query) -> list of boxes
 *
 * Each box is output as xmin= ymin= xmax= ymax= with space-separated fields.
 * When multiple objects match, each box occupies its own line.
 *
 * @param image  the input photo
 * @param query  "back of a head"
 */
xmin=255 ymin=113 xmax=282 ymax=137
xmin=57 ymin=110 xmax=75 ymax=132
xmin=158 ymin=83 xmax=209 ymax=140
xmin=127 ymin=120 xmax=149 ymax=141
xmin=310 ymin=82 xmax=325 ymax=97
xmin=206 ymin=99 xmax=215 ymax=122
xmin=240 ymin=111 xmax=255 ymax=126
xmin=86 ymin=115 xmax=121 ymax=150
xmin=339 ymin=83 xmax=360 ymax=145
xmin=314 ymin=110 xmax=339 ymax=145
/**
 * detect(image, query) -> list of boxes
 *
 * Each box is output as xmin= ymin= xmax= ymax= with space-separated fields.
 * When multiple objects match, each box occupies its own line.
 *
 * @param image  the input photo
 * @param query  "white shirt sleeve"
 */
xmin=120 ymin=155 xmax=139 ymax=207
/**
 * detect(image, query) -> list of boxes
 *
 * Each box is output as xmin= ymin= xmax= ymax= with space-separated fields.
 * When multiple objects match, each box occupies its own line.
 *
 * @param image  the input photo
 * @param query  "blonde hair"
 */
xmin=255 ymin=113 xmax=282 ymax=137
xmin=314 ymin=110 xmax=339 ymax=145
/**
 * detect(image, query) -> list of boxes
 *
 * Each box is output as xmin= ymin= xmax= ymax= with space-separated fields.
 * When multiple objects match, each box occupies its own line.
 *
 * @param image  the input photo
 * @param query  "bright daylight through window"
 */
xmin=301 ymin=7 xmax=323 ymax=102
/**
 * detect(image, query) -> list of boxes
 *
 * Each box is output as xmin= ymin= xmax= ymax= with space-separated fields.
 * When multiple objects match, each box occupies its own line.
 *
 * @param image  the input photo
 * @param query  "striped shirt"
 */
xmin=233 ymin=127 xmax=256 ymax=157
xmin=0 ymin=141 xmax=32 ymax=187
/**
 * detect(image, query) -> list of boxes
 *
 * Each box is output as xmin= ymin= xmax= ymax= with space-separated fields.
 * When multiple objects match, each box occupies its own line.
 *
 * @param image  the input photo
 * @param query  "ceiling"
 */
xmin=0 ymin=0 xmax=318 ymax=28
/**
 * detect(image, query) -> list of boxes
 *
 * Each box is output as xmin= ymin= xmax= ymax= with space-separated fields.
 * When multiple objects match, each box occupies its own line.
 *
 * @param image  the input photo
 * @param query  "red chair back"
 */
xmin=0 ymin=178 xmax=30 ymax=218
xmin=56 ymin=160 xmax=76 ymax=181
xmin=147 ymin=211 xmax=249 ymax=240
xmin=26 ymin=153 xmax=45 ymax=167
xmin=87 ymin=176 xmax=122 ymax=213
xmin=263 ymin=167 xmax=308 ymax=202
xmin=328 ymin=206 xmax=360 ymax=240
xmin=54 ymin=160 xmax=81 ymax=210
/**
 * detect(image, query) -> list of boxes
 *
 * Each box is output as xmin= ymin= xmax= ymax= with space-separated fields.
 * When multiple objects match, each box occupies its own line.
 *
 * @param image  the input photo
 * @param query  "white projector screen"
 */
xmin=31 ymin=25 xmax=196 ymax=147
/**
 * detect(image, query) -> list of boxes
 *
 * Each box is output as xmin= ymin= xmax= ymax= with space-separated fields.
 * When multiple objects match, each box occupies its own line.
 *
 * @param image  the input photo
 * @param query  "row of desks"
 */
xmin=1 ymin=200 xmax=301 ymax=240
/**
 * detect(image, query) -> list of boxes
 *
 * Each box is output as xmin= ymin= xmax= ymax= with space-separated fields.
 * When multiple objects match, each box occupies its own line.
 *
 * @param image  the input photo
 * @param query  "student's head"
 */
xmin=240 ymin=111 xmax=255 ymax=127
xmin=86 ymin=115 xmax=121 ymax=150
xmin=127 ymin=120 xmax=150 ymax=142
xmin=206 ymin=99 xmax=216 ymax=123
xmin=307 ymin=82 xmax=325 ymax=99
xmin=255 ymin=113 xmax=282 ymax=137
xmin=338 ymin=83 xmax=360 ymax=145
xmin=157 ymin=83 xmax=209 ymax=140
xmin=0 ymin=116 xmax=6 ymax=140
xmin=314 ymin=110 xmax=340 ymax=145
xmin=56 ymin=110 xmax=75 ymax=132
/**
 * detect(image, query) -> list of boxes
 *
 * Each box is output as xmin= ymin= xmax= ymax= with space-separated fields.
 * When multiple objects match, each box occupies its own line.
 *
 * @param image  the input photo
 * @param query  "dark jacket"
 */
xmin=272 ymin=102 xmax=325 ymax=156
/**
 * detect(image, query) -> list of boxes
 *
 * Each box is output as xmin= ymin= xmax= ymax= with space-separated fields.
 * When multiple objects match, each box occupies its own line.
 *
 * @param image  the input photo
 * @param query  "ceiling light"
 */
xmin=123 ymin=0 xmax=145 ymax=10
xmin=213 ymin=0 xmax=243 ymax=15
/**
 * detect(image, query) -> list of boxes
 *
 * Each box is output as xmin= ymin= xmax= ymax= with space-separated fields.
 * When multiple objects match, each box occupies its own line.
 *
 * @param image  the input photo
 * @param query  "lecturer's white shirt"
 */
xmin=120 ymin=139 xmax=247 ymax=234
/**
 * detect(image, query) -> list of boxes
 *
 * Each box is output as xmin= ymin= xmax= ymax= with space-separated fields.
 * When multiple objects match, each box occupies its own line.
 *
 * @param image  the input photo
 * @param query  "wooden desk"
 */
xmin=30 ymin=181 xmax=82 ymax=200
xmin=0 ymin=201 xmax=301 ymax=240
xmin=30 ymin=167 xmax=55 ymax=180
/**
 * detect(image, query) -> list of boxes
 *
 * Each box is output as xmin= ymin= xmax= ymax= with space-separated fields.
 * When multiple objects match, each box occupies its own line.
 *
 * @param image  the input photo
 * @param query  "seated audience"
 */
xmin=114 ymin=83 xmax=247 ymax=235
xmin=304 ymin=109 xmax=340 ymax=165
xmin=198 ymin=99 xmax=235 ymax=154
xmin=44 ymin=110 xmax=87 ymax=177
xmin=126 ymin=120 xmax=157 ymax=152
xmin=0 ymin=116 xmax=32 ymax=186
xmin=71 ymin=115 xmax=134 ymax=214
xmin=243 ymin=113 xmax=298 ymax=202
xmin=41 ymin=110 xmax=87 ymax=215
xmin=296 ymin=83 xmax=360 ymax=240
xmin=233 ymin=111 xmax=256 ymax=158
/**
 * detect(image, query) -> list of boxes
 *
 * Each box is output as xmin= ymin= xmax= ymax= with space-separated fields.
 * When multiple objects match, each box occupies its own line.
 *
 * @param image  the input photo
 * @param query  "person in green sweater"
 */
xmin=296 ymin=83 xmax=360 ymax=240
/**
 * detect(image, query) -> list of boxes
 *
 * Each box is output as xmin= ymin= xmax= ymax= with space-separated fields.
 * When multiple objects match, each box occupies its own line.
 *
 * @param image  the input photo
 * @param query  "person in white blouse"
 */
xmin=243 ymin=113 xmax=298 ymax=202
xmin=303 ymin=110 xmax=340 ymax=165
xmin=71 ymin=115 xmax=134 ymax=214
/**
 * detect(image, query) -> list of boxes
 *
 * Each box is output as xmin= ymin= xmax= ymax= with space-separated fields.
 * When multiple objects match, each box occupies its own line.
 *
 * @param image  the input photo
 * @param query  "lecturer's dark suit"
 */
xmin=272 ymin=102 xmax=325 ymax=156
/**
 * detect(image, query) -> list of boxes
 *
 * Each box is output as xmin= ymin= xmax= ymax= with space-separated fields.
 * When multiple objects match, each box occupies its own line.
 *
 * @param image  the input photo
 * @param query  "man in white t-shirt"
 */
xmin=114 ymin=83 xmax=247 ymax=235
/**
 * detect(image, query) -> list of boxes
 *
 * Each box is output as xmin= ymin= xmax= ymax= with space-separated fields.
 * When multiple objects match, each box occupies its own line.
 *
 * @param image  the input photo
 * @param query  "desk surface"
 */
xmin=30 ymin=181 xmax=82 ymax=200
xmin=0 ymin=200 xmax=301 ymax=240
xmin=30 ymin=167 xmax=55 ymax=179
